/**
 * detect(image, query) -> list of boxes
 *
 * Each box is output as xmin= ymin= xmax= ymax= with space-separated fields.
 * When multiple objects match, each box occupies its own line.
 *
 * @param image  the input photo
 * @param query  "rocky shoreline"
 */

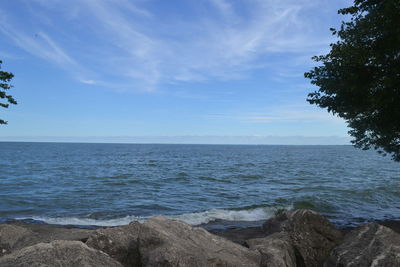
xmin=1 ymin=209 xmax=399 ymax=266
xmin=210 ymin=217 xmax=400 ymax=246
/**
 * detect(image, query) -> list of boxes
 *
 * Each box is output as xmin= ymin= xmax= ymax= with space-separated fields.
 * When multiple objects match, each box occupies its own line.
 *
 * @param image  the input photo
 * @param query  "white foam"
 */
xmin=18 ymin=206 xmax=291 ymax=227
xmin=169 ymin=207 xmax=276 ymax=225
xmin=23 ymin=215 xmax=146 ymax=227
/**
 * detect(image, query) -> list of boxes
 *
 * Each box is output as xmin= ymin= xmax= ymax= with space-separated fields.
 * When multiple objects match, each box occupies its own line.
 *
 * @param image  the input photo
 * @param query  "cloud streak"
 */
xmin=0 ymin=11 xmax=91 ymax=80
xmin=207 ymin=104 xmax=346 ymax=124
xmin=0 ymin=27 xmax=74 ymax=67
xmin=0 ymin=0 xmax=348 ymax=91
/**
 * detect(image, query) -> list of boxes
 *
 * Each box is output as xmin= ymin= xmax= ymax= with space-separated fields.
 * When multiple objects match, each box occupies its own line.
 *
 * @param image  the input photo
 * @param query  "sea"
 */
xmin=0 ymin=142 xmax=399 ymax=230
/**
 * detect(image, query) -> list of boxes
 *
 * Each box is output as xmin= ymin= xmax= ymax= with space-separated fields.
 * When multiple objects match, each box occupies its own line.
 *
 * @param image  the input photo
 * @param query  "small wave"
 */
xmin=21 ymin=215 xmax=146 ymax=227
xmin=233 ymin=174 xmax=264 ymax=180
xmin=145 ymin=163 xmax=157 ymax=167
xmin=169 ymin=207 xmax=280 ymax=225
xmin=16 ymin=206 xmax=292 ymax=227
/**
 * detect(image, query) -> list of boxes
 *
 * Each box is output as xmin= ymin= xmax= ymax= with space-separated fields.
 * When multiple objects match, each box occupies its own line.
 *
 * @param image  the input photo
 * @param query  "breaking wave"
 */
xmin=17 ymin=206 xmax=291 ymax=227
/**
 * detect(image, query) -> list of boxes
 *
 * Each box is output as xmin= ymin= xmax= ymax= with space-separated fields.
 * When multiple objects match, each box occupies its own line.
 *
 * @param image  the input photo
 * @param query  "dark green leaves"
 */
xmin=0 ymin=60 xmax=17 ymax=125
xmin=305 ymin=0 xmax=400 ymax=161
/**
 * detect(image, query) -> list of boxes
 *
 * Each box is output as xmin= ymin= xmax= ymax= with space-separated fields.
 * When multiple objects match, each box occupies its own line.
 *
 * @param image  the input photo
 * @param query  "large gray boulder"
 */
xmin=262 ymin=212 xmax=289 ymax=236
xmin=20 ymin=223 xmax=92 ymax=243
xmin=262 ymin=209 xmax=343 ymax=267
xmin=0 ymin=240 xmax=123 ymax=267
xmin=324 ymin=223 xmax=400 ymax=267
xmin=246 ymin=232 xmax=297 ymax=267
xmin=139 ymin=216 xmax=261 ymax=267
xmin=85 ymin=222 xmax=141 ymax=266
xmin=0 ymin=223 xmax=93 ymax=257
xmin=0 ymin=224 xmax=37 ymax=257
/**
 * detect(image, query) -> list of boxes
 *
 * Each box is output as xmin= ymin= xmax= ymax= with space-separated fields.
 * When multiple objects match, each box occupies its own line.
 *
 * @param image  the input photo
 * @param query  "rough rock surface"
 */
xmin=4 ymin=211 xmax=399 ymax=267
xmin=246 ymin=232 xmax=296 ymax=267
xmin=262 ymin=209 xmax=343 ymax=267
xmin=0 ymin=224 xmax=37 ymax=257
xmin=324 ymin=223 xmax=400 ymax=267
xmin=85 ymin=222 xmax=141 ymax=267
xmin=18 ymin=223 xmax=92 ymax=243
xmin=0 ymin=240 xmax=123 ymax=267
xmin=139 ymin=216 xmax=261 ymax=267
xmin=211 ymin=226 xmax=266 ymax=246
xmin=0 ymin=223 xmax=93 ymax=257
xmin=262 ymin=212 xmax=289 ymax=236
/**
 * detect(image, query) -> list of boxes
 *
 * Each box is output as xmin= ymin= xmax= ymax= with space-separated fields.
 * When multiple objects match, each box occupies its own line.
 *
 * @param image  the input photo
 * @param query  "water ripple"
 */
xmin=0 ymin=143 xmax=399 ymax=227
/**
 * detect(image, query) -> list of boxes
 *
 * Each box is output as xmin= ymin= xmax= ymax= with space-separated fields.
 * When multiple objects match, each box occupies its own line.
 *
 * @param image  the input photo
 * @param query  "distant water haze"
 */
xmin=0 ymin=142 xmax=398 ymax=229
xmin=0 ymin=135 xmax=351 ymax=145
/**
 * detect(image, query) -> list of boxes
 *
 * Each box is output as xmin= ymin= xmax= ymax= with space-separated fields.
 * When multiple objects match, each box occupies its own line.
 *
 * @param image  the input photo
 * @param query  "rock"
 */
xmin=0 ymin=224 xmax=37 ymax=257
xmin=0 ymin=240 xmax=123 ymax=267
xmin=262 ymin=209 xmax=343 ymax=267
xmin=139 ymin=216 xmax=261 ymax=267
xmin=246 ymin=232 xmax=296 ymax=267
xmin=285 ymin=210 xmax=343 ymax=267
xmin=262 ymin=212 xmax=289 ymax=236
xmin=0 ymin=223 xmax=93 ymax=256
xmin=324 ymin=223 xmax=400 ymax=267
xmin=19 ymin=223 xmax=93 ymax=243
xmin=85 ymin=222 xmax=141 ymax=266
xmin=210 ymin=226 xmax=266 ymax=246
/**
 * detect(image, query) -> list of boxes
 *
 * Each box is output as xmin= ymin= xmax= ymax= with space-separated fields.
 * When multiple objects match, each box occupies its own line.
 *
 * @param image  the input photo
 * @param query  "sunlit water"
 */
xmin=0 ymin=142 xmax=399 ymax=229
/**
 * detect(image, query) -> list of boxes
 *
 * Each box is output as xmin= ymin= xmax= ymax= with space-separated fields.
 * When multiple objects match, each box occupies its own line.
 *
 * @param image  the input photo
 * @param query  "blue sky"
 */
xmin=0 ymin=0 xmax=352 ymax=144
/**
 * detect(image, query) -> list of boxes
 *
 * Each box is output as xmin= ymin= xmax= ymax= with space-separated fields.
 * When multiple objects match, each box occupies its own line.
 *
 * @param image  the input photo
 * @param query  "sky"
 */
xmin=0 ymin=0 xmax=353 ymax=144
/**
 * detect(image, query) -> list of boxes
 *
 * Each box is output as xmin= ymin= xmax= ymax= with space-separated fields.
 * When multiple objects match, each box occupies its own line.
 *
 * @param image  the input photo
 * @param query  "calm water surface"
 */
xmin=0 ymin=142 xmax=399 ymax=228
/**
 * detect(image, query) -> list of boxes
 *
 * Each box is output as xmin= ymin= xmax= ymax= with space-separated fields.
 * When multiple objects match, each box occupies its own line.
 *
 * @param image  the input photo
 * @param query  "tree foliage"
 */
xmin=305 ymin=0 xmax=400 ymax=161
xmin=0 ymin=60 xmax=17 ymax=125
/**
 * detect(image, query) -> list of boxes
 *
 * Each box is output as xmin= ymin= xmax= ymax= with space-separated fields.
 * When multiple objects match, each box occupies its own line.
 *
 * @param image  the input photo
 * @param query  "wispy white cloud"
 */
xmin=208 ymin=0 xmax=235 ymax=19
xmin=207 ymin=103 xmax=345 ymax=124
xmin=0 ymin=0 xmax=349 ymax=91
xmin=80 ymin=79 xmax=96 ymax=85
xmin=0 ymin=13 xmax=87 ymax=79
xmin=1 ymin=30 xmax=69 ymax=66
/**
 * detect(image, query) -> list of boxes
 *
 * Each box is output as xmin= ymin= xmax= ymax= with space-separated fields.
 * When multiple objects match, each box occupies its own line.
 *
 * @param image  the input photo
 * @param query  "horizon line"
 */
xmin=0 ymin=140 xmax=352 ymax=146
xmin=0 ymin=135 xmax=351 ymax=146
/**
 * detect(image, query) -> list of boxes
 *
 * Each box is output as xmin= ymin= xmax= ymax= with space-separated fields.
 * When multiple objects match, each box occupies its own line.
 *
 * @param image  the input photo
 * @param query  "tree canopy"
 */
xmin=0 ymin=60 xmax=17 ymax=125
xmin=305 ymin=0 xmax=400 ymax=161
